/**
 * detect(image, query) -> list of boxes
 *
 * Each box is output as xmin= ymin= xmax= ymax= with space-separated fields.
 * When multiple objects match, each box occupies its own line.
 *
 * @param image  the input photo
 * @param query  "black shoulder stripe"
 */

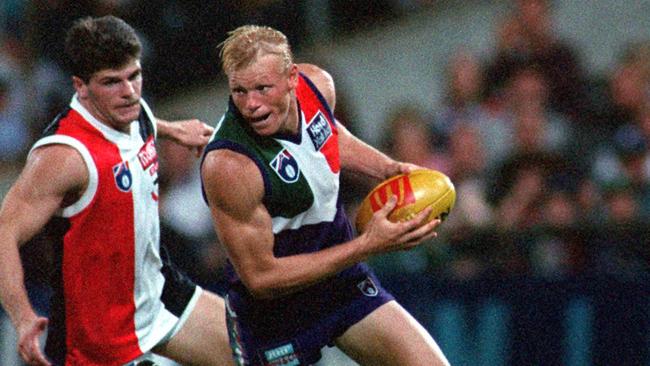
xmin=138 ymin=102 xmax=155 ymax=140
xmin=41 ymin=107 xmax=72 ymax=138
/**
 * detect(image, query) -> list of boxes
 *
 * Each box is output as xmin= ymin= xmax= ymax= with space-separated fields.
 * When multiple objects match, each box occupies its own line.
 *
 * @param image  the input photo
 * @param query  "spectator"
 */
xmin=591 ymin=42 xmax=650 ymax=137
xmin=0 ymin=76 xmax=29 ymax=163
xmin=433 ymin=48 xmax=512 ymax=171
xmin=483 ymin=0 xmax=589 ymax=125
xmin=383 ymin=103 xmax=447 ymax=171
xmin=444 ymin=123 xmax=494 ymax=231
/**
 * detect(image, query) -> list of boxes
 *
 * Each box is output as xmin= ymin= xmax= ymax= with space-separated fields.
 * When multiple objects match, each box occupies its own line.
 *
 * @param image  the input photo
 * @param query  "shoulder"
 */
xmin=202 ymin=148 xmax=264 ymax=213
xmin=29 ymin=143 xmax=86 ymax=170
xmin=297 ymin=63 xmax=336 ymax=110
xmin=23 ymin=144 xmax=88 ymax=195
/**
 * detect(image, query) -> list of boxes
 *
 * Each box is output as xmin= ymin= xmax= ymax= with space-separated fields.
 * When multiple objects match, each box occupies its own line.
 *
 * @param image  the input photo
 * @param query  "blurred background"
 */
xmin=1 ymin=0 xmax=650 ymax=365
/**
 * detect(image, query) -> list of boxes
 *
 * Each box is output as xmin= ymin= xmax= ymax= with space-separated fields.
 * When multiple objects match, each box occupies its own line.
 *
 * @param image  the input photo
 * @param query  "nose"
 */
xmin=244 ymin=92 xmax=262 ymax=112
xmin=121 ymin=80 xmax=137 ymax=98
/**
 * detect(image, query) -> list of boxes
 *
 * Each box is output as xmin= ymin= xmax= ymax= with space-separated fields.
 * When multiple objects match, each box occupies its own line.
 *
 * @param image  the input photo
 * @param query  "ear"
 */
xmin=72 ymin=76 xmax=88 ymax=99
xmin=287 ymin=64 xmax=299 ymax=90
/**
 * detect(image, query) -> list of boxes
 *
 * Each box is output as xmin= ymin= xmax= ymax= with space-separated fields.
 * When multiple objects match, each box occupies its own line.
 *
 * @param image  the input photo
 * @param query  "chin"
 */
xmin=122 ymin=110 xmax=141 ymax=123
xmin=252 ymin=125 xmax=276 ymax=137
xmin=250 ymin=118 xmax=279 ymax=136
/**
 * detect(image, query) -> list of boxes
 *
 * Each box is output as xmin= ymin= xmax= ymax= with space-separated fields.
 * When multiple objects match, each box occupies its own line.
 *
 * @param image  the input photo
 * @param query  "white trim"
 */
xmin=139 ymin=98 xmax=157 ymax=137
xmin=29 ymin=136 xmax=98 ymax=217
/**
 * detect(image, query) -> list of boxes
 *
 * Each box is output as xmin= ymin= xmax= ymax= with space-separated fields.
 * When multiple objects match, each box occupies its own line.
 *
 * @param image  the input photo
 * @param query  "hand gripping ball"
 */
xmin=355 ymin=169 xmax=456 ymax=233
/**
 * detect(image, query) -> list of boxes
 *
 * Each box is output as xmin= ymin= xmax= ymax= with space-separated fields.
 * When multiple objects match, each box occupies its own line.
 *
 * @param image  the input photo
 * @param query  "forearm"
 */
xmin=0 ymin=231 xmax=36 ymax=328
xmin=241 ymin=234 xmax=374 ymax=299
xmin=155 ymin=118 xmax=177 ymax=140
xmin=338 ymin=123 xmax=399 ymax=180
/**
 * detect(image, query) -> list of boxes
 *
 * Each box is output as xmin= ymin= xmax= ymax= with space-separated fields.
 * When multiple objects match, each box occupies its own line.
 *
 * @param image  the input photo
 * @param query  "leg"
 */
xmin=334 ymin=301 xmax=449 ymax=366
xmin=153 ymin=291 xmax=234 ymax=366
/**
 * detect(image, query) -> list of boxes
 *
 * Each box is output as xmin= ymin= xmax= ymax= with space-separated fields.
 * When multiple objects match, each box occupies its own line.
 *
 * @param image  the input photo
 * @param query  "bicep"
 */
xmin=0 ymin=145 xmax=86 ymax=245
xmin=201 ymin=150 xmax=276 ymax=282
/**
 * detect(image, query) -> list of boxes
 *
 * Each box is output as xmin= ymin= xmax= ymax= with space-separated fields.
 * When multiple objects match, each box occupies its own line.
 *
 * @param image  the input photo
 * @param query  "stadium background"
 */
xmin=1 ymin=0 xmax=650 ymax=365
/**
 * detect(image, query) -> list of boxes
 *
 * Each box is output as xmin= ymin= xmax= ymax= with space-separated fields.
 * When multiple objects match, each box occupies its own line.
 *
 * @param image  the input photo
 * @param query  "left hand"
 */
xmin=17 ymin=316 xmax=51 ymax=366
xmin=160 ymin=119 xmax=214 ymax=157
xmin=385 ymin=161 xmax=425 ymax=179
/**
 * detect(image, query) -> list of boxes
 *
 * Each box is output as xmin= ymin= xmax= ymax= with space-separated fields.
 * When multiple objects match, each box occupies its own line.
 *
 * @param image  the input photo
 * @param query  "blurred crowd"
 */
xmin=368 ymin=0 xmax=650 ymax=281
xmin=2 ymin=0 xmax=650 ymax=290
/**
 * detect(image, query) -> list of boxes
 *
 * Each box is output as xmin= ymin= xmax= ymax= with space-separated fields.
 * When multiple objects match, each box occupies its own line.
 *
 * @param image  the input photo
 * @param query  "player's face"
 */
xmin=228 ymin=54 xmax=299 ymax=136
xmin=74 ymin=59 xmax=143 ymax=132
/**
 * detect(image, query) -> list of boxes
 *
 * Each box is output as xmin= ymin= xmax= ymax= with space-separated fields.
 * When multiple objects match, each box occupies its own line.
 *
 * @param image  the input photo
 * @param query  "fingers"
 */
xmin=202 ymin=122 xmax=215 ymax=136
xmin=19 ymin=338 xmax=51 ymax=366
xmin=394 ymin=207 xmax=440 ymax=249
xmin=18 ymin=317 xmax=51 ymax=366
xmin=396 ymin=162 xmax=422 ymax=175
xmin=402 ymin=218 xmax=440 ymax=245
xmin=376 ymin=195 xmax=398 ymax=218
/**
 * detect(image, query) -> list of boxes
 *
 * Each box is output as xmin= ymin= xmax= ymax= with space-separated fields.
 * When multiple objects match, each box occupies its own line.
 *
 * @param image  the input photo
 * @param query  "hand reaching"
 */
xmin=159 ymin=119 xmax=215 ymax=157
xmin=18 ymin=316 xmax=51 ymax=366
xmin=172 ymin=119 xmax=214 ymax=157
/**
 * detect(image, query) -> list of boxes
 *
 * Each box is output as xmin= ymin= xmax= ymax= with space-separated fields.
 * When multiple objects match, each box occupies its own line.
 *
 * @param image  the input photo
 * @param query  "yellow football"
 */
xmin=355 ymin=169 xmax=456 ymax=233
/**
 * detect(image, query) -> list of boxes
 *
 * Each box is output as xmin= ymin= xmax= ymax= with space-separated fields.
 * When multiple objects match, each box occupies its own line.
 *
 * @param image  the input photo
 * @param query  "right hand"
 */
xmin=17 ymin=316 xmax=51 ymax=366
xmin=361 ymin=195 xmax=441 ymax=254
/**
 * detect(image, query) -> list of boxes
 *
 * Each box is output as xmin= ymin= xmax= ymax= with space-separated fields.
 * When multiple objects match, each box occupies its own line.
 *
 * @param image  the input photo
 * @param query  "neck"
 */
xmin=76 ymin=95 xmax=130 ymax=133
xmin=282 ymin=95 xmax=300 ymax=135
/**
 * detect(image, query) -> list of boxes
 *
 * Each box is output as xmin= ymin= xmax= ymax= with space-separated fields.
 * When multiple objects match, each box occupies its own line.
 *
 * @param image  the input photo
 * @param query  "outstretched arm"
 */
xmin=201 ymin=149 xmax=439 ymax=300
xmin=156 ymin=118 xmax=214 ymax=157
xmin=0 ymin=145 xmax=87 ymax=366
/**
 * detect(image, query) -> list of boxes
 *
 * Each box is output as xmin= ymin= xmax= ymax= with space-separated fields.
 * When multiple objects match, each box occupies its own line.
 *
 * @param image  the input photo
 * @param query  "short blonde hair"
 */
xmin=219 ymin=25 xmax=293 ymax=76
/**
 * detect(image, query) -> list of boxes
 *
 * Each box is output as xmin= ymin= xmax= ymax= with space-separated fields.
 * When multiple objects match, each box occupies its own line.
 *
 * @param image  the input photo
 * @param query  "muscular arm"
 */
xmin=0 ymin=145 xmax=86 ymax=332
xmin=156 ymin=118 xmax=214 ymax=157
xmin=202 ymin=149 xmax=438 ymax=299
xmin=297 ymin=63 xmax=412 ymax=180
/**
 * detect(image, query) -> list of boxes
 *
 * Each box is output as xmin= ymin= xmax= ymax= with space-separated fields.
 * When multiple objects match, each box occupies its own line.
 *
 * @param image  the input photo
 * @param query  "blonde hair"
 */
xmin=219 ymin=25 xmax=293 ymax=76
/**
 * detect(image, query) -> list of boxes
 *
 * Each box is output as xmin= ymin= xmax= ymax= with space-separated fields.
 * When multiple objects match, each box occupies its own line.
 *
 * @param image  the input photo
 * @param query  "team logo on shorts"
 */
xmin=357 ymin=277 xmax=379 ymax=297
xmin=261 ymin=343 xmax=299 ymax=366
xmin=270 ymin=149 xmax=300 ymax=183
xmin=307 ymin=111 xmax=332 ymax=151
xmin=113 ymin=161 xmax=132 ymax=192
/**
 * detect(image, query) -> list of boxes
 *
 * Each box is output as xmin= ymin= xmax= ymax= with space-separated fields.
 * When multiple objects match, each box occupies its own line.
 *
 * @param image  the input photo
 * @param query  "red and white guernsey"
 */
xmin=32 ymin=96 xmax=197 ymax=365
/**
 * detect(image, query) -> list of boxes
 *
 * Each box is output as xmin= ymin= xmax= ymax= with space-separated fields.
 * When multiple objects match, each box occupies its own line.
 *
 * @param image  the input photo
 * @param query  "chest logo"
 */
xmin=113 ymin=161 xmax=132 ymax=192
xmin=137 ymin=136 xmax=157 ymax=169
xmin=307 ymin=111 xmax=332 ymax=151
xmin=270 ymin=149 xmax=300 ymax=183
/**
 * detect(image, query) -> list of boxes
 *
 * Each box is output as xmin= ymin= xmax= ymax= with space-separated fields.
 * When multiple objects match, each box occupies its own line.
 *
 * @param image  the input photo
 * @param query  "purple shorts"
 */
xmin=225 ymin=264 xmax=394 ymax=366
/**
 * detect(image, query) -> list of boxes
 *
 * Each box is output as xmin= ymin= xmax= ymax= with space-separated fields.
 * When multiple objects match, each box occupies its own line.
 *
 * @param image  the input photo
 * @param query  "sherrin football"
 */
xmin=355 ymin=169 xmax=456 ymax=233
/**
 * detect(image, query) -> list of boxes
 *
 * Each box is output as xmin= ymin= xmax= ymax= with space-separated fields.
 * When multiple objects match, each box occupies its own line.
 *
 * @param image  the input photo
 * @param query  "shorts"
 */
xmin=48 ymin=256 xmax=202 ymax=366
xmin=226 ymin=265 xmax=394 ymax=366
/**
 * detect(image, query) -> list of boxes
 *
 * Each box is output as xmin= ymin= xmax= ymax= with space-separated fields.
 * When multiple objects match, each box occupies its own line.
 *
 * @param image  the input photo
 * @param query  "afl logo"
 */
xmin=113 ymin=161 xmax=133 ymax=192
xmin=357 ymin=277 xmax=379 ymax=297
xmin=270 ymin=149 xmax=300 ymax=183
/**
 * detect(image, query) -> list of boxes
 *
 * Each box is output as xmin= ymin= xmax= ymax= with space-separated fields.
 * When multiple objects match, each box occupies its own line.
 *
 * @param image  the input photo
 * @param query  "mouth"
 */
xmin=248 ymin=113 xmax=271 ymax=124
xmin=119 ymin=100 xmax=140 ymax=109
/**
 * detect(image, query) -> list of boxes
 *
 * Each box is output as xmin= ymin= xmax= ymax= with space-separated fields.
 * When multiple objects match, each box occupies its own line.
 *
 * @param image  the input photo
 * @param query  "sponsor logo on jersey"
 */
xmin=113 ymin=161 xmax=132 ymax=192
xmin=270 ymin=149 xmax=300 ymax=183
xmin=357 ymin=277 xmax=379 ymax=297
xmin=261 ymin=343 xmax=299 ymax=366
xmin=306 ymin=111 xmax=332 ymax=151
xmin=369 ymin=175 xmax=416 ymax=212
xmin=137 ymin=136 xmax=157 ymax=170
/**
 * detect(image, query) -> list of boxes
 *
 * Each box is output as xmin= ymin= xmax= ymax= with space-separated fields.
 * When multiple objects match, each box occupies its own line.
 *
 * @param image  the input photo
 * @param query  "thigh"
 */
xmin=334 ymin=301 xmax=449 ymax=366
xmin=153 ymin=291 xmax=234 ymax=366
